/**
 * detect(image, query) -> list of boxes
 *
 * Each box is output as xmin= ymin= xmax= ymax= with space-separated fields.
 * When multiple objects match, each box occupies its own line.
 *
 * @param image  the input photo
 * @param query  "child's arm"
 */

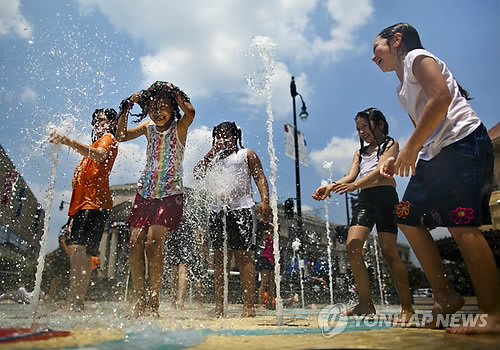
xmin=172 ymin=83 xmax=196 ymax=145
xmin=116 ymin=93 xmax=148 ymax=142
xmin=248 ymin=149 xmax=272 ymax=221
xmin=349 ymin=139 xmax=399 ymax=188
xmin=193 ymin=138 xmax=227 ymax=179
xmin=312 ymin=150 xmax=360 ymax=200
xmin=395 ymin=55 xmax=452 ymax=177
xmin=49 ymin=131 xmax=110 ymax=163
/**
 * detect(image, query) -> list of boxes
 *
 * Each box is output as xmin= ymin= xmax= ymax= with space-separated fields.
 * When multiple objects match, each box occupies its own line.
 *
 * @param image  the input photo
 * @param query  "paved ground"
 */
xmin=0 ymin=299 xmax=498 ymax=350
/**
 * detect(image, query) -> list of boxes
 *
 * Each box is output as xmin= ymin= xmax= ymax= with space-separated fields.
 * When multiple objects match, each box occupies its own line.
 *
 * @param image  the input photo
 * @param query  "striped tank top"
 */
xmin=137 ymin=121 xmax=184 ymax=199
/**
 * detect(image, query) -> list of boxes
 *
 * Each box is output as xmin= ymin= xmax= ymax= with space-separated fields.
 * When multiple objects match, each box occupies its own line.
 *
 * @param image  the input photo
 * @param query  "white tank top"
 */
xmin=208 ymin=148 xmax=255 ymax=211
xmin=359 ymin=152 xmax=378 ymax=179
xmin=398 ymin=49 xmax=481 ymax=161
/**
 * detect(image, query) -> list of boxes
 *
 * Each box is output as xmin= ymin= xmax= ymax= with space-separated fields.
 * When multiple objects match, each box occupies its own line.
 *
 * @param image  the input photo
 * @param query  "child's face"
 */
xmin=92 ymin=112 xmax=114 ymax=138
xmin=372 ymin=35 xmax=397 ymax=72
xmin=148 ymin=96 xmax=175 ymax=126
xmin=215 ymin=129 xmax=236 ymax=149
xmin=356 ymin=118 xmax=381 ymax=144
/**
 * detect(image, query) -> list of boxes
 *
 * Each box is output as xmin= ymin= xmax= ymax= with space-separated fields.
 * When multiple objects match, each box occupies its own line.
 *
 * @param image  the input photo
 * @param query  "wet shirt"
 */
xmin=68 ymin=133 xmax=118 ymax=217
xmin=137 ymin=122 xmax=184 ymax=199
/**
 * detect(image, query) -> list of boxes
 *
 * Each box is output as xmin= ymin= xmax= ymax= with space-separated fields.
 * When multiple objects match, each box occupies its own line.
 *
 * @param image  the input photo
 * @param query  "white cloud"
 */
xmin=309 ymin=135 xmax=359 ymax=178
xmin=77 ymin=0 xmax=373 ymax=117
xmin=20 ymin=87 xmax=38 ymax=103
xmin=112 ymin=141 xmax=146 ymax=185
xmin=183 ymin=126 xmax=213 ymax=188
xmin=0 ymin=0 xmax=32 ymax=38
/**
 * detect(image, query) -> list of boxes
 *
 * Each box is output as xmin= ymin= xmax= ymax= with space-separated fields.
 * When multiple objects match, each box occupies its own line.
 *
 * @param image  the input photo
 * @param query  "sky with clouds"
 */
xmin=1 ymin=0 xmax=498 ymax=262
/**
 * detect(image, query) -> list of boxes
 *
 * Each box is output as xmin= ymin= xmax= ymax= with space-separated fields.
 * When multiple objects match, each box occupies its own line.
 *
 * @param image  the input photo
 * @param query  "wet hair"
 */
xmin=121 ymin=81 xmax=191 ymax=123
xmin=212 ymin=121 xmax=243 ymax=148
xmin=378 ymin=22 xmax=424 ymax=54
xmin=91 ymin=107 xmax=118 ymax=142
xmin=378 ymin=23 xmax=471 ymax=100
xmin=355 ymin=107 xmax=394 ymax=162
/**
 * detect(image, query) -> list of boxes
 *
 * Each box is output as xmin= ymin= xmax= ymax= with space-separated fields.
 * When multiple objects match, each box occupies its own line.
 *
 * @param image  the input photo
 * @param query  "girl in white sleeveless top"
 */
xmin=374 ymin=23 xmax=498 ymax=333
xmin=313 ymin=108 xmax=414 ymax=321
xmin=194 ymin=121 xmax=271 ymax=318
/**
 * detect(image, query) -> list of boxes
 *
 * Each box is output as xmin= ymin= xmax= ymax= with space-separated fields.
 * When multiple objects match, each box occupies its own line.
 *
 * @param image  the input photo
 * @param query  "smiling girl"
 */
xmin=116 ymin=81 xmax=195 ymax=317
xmin=312 ymin=107 xmax=414 ymax=321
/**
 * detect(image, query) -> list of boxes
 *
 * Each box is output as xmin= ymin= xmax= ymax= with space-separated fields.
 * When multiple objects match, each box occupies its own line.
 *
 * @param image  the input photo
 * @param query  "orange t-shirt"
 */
xmin=68 ymin=133 xmax=118 ymax=217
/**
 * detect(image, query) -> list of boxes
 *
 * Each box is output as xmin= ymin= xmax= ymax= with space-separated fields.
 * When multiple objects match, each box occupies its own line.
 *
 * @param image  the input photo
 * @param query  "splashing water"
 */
xmin=372 ymin=233 xmax=387 ymax=305
xmin=249 ymin=35 xmax=284 ymax=325
xmin=322 ymin=161 xmax=334 ymax=305
xmin=30 ymin=143 xmax=60 ymax=321
xmin=222 ymin=206 xmax=229 ymax=317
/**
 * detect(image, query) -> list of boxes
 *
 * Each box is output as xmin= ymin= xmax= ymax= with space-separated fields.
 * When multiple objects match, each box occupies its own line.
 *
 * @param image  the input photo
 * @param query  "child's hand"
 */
xmin=380 ymin=156 xmax=396 ymax=177
xmin=393 ymin=147 xmax=418 ymax=177
xmin=259 ymin=202 xmax=272 ymax=221
xmin=312 ymin=183 xmax=333 ymax=201
xmin=128 ymin=92 xmax=141 ymax=104
xmin=48 ymin=130 xmax=68 ymax=145
xmin=331 ymin=182 xmax=356 ymax=195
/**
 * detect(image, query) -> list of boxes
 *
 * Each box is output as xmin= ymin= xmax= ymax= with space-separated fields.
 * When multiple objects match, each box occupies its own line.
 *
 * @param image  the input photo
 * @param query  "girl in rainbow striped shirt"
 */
xmin=117 ymin=81 xmax=195 ymax=317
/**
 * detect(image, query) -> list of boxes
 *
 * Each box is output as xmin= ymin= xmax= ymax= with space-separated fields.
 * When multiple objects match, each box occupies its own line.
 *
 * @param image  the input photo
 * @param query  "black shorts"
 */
xmin=69 ymin=209 xmax=109 ymax=256
xmin=396 ymin=124 xmax=493 ymax=229
xmin=350 ymin=186 xmax=398 ymax=234
xmin=166 ymin=222 xmax=195 ymax=266
xmin=209 ymin=208 xmax=256 ymax=250
xmin=256 ymin=255 xmax=274 ymax=272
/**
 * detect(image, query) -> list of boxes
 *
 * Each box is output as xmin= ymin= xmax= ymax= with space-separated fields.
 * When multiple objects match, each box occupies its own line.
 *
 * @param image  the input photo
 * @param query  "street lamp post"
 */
xmin=290 ymin=76 xmax=308 ymax=247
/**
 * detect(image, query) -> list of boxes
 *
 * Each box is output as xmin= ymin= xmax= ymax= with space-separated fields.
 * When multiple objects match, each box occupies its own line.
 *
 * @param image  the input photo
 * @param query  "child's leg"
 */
xmin=66 ymin=244 xmax=91 ymax=310
xmin=399 ymin=223 xmax=464 ymax=327
xmin=258 ymin=270 xmax=270 ymax=309
xmin=268 ymin=270 xmax=275 ymax=307
xmin=170 ymin=265 xmax=179 ymax=305
xmin=446 ymin=226 xmax=500 ymax=334
xmin=344 ymin=225 xmax=374 ymax=315
xmin=145 ymin=225 xmax=168 ymax=312
xmin=176 ymin=263 xmax=188 ymax=309
xmin=378 ymin=232 xmax=414 ymax=319
xmin=213 ymin=249 xmax=230 ymax=316
xmin=129 ymin=228 xmax=147 ymax=302
xmin=234 ymin=249 xmax=256 ymax=317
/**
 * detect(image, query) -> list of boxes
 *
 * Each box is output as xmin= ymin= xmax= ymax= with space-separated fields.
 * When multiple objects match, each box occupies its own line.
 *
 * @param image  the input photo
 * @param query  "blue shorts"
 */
xmin=395 ymin=124 xmax=493 ymax=229
xmin=350 ymin=186 xmax=398 ymax=234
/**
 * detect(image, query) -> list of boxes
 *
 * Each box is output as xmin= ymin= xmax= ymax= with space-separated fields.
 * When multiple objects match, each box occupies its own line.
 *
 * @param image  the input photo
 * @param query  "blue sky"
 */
xmin=1 ymin=0 xmax=499 ymax=261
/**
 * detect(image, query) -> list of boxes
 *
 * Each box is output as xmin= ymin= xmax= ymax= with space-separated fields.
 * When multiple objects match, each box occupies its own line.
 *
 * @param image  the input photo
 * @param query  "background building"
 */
xmin=0 ymin=144 xmax=44 ymax=291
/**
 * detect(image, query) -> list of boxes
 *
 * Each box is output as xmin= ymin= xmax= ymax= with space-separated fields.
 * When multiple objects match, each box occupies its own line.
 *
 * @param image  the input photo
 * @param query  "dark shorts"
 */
xmin=45 ymin=248 xmax=70 ymax=278
xmin=395 ymin=124 xmax=493 ymax=229
xmin=350 ymin=186 xmax=398 ymax=234
xmin=166 ymin=220 xmax=195 ymax=266
xmin=69 ymin=209 xmax=109 ymax=256
xmin=127 ymin=193 xmax=184 ymax=232
xmin=256 ymin=255 xmax=274 ymax=272
xmin=209 ymin=208 xmax=256 ymax=250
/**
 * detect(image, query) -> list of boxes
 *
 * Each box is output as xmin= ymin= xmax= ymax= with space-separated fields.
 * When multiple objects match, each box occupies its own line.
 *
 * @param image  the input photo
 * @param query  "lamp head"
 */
xmin=299 ymin=104 xmax=308 ymax=120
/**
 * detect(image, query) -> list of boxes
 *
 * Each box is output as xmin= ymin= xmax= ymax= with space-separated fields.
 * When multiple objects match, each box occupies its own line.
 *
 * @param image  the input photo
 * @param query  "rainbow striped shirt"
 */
xmin=137 ymin=121 xmax=184 ymax=199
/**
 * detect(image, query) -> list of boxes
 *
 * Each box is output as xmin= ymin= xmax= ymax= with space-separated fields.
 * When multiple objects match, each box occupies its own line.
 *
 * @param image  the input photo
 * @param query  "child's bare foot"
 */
xmin=340 ymin=303 xmax=376 ymax=316
xmin=148 ymin=295 xmax=160 ymax=318
xmin=392 ymin=308 xmax=415 ymax=324
xmin=241 ymin=307 xmax=256 ymax=317
xmin=208 ymin=307 xmax=224 ymax=318
xmin=131 ymin=297 xmax=147 ymax=319
xmin=446 ymin=313 xmax=500 ymax=335
xmin=425 ymin=293 xmax=464 ymax=329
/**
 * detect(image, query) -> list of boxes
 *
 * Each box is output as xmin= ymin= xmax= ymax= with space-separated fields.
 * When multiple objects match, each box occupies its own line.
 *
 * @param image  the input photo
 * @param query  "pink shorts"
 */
xmin=127 ymin=193 xmax=184 ymax=231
